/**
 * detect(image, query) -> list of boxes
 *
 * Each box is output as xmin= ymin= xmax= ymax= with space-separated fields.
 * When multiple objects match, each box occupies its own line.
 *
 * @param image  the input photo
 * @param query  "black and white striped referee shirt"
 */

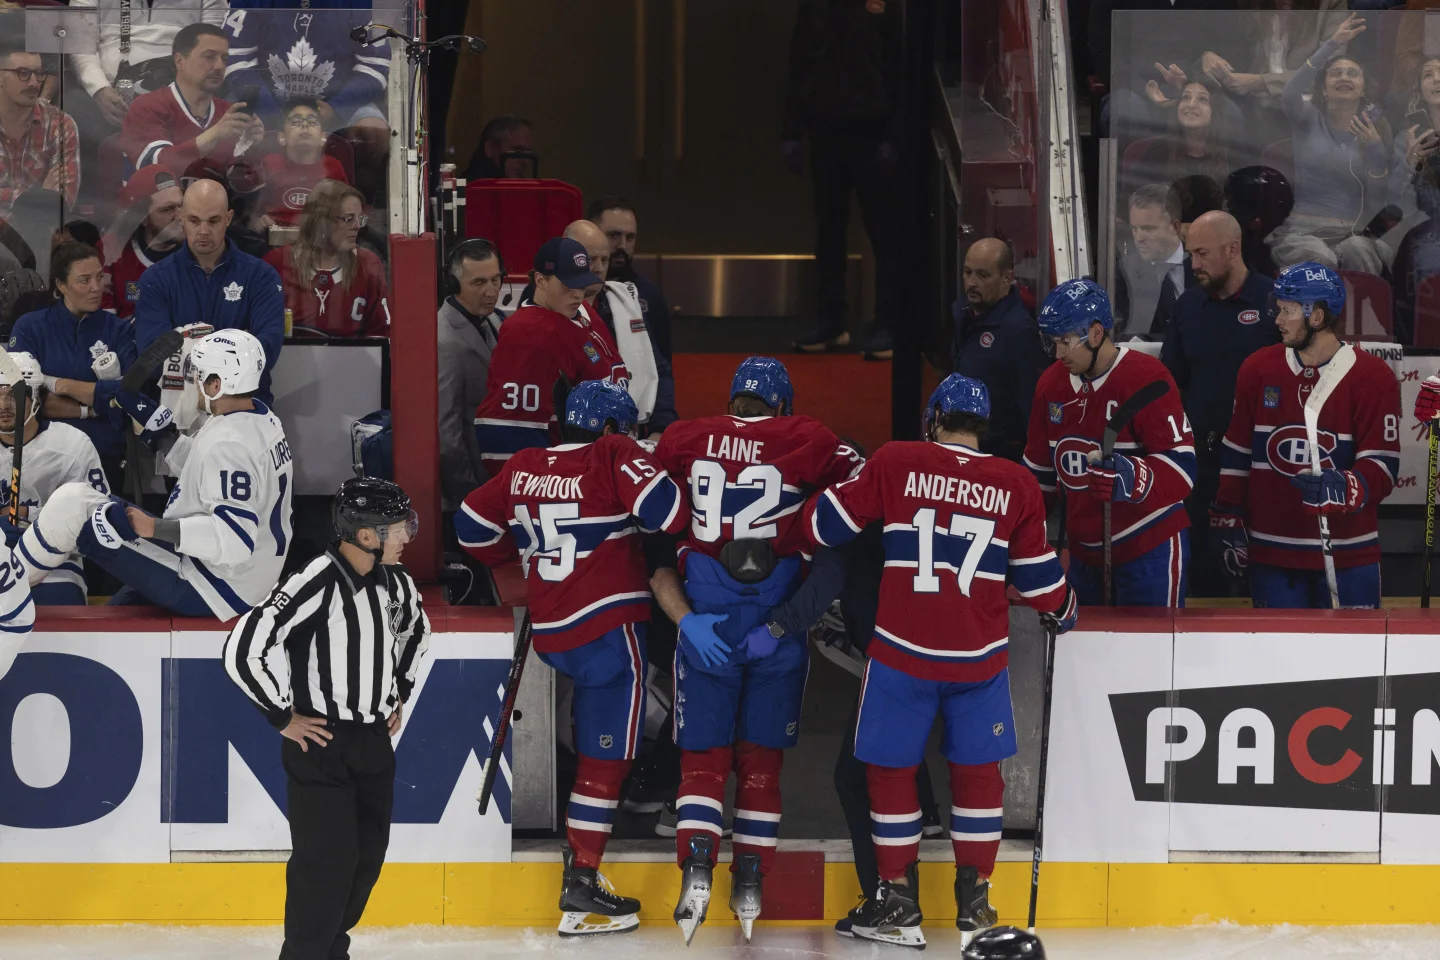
xmin=223 ymin=547 xmax=431 ymax=728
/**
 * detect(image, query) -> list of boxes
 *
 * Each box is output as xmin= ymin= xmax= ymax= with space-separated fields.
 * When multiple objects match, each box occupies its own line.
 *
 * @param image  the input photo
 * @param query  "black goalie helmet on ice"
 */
xmin=332 ymin=477 xmax=418 ymax=551
xmin=962 ymin=925 xmax=1046 ymax=960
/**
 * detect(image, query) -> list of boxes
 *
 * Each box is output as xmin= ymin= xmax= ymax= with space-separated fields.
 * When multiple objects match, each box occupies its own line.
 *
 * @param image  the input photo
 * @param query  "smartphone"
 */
xmin=1363 ymin=102 xmax=1384 ymax=125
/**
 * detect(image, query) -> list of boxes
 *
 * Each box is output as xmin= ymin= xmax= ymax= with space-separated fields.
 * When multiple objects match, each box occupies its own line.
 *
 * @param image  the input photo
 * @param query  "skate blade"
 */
xmin=557 ymin=912 xmax=639 ymax=938
xmin=676 ymin=889 xmax=711 ymax=946
xmin=739 ymin=916 xmax=754 ymax=942
xmin=851 ymin=924 xmax=927 ymax=950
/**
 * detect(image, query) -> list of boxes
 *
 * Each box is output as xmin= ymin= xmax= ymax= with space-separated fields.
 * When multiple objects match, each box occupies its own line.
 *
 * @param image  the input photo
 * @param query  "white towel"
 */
xmin=603 ymin=281 xmax=659 ymax=424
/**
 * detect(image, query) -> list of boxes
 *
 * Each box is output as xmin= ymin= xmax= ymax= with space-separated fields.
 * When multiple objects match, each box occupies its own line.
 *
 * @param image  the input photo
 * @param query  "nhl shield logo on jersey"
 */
xmin=583 ymin=343 xmax=600 ymax=363
xmin=599 ymin=734 xmax=614 ymax=749
xmin=1048 ymin=401 xmax=1063 ymax=424
xmin=1265 ymin=424 xmax=1337 ymax=477
xmin=1054 ymin=435 xmax=1101 ymax=490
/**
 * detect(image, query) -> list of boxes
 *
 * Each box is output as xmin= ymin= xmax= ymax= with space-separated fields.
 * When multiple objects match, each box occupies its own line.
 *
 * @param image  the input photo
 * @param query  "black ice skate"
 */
xmin=955 ymin=864 xmax=998 ymax=947
xmin=850 ymin=862 xmax=926 ymax=950
xmin=556 ymin=848 xmax=640 ymax=938
xmin=729 ymin=852 xmax=763 ymax=942
xmin=673 ymin=835 xmax=715 ymax=946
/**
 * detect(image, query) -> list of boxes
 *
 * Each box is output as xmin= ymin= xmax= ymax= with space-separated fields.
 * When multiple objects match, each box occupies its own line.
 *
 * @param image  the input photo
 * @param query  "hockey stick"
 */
xmin=1092 ymin=380 xmax=1171 ymax=604
xmin=477 ymin=610 xmax=534 ymax=816
xmin=1027 ymin=617 xmax=1058 ymax=935
xmin=114 ymin=330 xmax=186 ymax=505
xmin=1424 ymin=415 xmax=1440 ymax=609
xmin=0 ymin=350 xmax=26 ymax=526
xmin=1301 ymin=345 xmax=1357 ymax=611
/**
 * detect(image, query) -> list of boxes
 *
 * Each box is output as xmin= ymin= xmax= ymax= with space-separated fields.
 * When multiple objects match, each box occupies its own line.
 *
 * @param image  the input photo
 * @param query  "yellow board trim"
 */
xmin=0 ymin=862 xmax=1436 ymax=927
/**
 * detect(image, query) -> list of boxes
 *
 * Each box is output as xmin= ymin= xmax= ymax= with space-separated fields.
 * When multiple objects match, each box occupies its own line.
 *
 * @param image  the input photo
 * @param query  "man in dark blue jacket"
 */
xmin=950 ymin=239 xmax=1049 ymax=462
xmin=134 ymin=179 xmax=284 ymax=404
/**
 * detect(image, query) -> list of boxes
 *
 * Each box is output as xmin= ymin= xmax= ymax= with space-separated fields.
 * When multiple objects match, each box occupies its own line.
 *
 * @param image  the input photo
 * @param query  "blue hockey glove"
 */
xmin=742 ymin=622 xmax=781 ymax=659
xmin=1086 ymin=453 xmax=1152 ymax=503
xmin=0 ymin=514 xmax=21 ymax=548
xmin=1290 ymin=468 xmax=1367 ymax=516
xmin=679 ymin=612 xmax=731 ymax=669
xmin=1208 ymin=502 xmax=1249 ymax=578
xmin=1038 ymin=585 xmax=1078 ymax=634
xmin=88 ymin=498 xmax=140 ymax=549
xmin=114 ymin=389 xmax=174 ymax=440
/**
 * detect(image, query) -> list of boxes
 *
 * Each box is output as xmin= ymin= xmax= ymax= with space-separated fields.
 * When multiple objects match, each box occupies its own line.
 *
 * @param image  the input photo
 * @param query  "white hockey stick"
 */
xmin=1302 ymin=344 xmax=1357 ymax=609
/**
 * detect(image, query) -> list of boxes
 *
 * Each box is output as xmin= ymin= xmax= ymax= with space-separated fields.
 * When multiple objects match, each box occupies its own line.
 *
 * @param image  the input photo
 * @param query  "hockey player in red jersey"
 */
xmin=808 ymin=374 xmax=1077 ymax=949
xmin=1211 ymin=262 xmax=1400 ymax=608
xmin=650 ymin=356 xmax=863 ymax=943
xmin=475 ymin=237 xmax=630 ymax=475
xmin=1025 ymin=279 xmax=1196 ymax=606
xmin=456 ymin=381 xmax=686 ymax=937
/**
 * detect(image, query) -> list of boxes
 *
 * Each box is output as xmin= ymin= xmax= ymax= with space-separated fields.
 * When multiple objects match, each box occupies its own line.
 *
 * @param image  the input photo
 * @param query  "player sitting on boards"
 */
xmin=456 ymin=380 xmax=687 ymax=938
xmin=807 ymin=374 xmax=1078 ymax=949
xmin=16 ymin=330 xmax=294 ymax=619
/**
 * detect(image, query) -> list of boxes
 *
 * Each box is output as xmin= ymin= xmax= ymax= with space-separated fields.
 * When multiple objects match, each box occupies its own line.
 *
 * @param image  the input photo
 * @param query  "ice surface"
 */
xmin=0 ymin=924 xmax=1436 ymax=958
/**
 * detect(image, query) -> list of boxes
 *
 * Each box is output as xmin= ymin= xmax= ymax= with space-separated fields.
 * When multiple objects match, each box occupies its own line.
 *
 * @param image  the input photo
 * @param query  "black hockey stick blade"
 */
xmin=477 ymin=612 xmax=534 ymax=816
xmin=1101 ymin=380 xmax=1171 ymax=457
xmin=122 ymin=329 xmax=186 ymax=393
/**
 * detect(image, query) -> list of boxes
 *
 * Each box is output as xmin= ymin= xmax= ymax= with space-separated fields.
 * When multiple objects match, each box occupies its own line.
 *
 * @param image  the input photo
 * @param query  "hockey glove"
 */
xmin=0 ymin=514 xmax=21 ymax=548
xmin=679 ymin=612 xmax=732 ymax=669
xmin=114 ymin=389 xmax=175 ymax=444
xmin=1086 ymin=453 xmax=1153 ymax=503
xmin=1207 ymin=503 xmax=1249 ymax=578
xmin=1290 ymin=468 xmax=1368 ymax=516
xmin=1416 ymin=374 xmax=1440 ymax=425
xmin=1038 ymin=585 xmax=1079 ymax=634
xmin=89 ymin=499 xmax=140 ymax=549
xmin=741 ymin=622 xmax=782 ymax=659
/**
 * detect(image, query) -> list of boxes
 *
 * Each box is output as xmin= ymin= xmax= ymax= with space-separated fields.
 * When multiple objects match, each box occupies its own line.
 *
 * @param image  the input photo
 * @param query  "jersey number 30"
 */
xmin=911 ymin=507 xmax=996 ymax=597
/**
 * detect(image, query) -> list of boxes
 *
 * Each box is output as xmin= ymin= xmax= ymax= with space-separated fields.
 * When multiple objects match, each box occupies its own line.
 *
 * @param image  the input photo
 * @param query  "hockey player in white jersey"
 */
xmin=0 ymin=353 xmax=110 ymax=605
xmin=16 ymin=331 xmax=293 ymax=618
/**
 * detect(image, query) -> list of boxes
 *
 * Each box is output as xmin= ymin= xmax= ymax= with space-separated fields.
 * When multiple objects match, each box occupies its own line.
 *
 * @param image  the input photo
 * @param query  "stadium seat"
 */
xmin=1340 ymin=269 xmax=1395 ymax=342
xmin=464 ymin=179 xmax=583 ymax=278
xmin=1414 ymin=273 xmax=1440 ymax=348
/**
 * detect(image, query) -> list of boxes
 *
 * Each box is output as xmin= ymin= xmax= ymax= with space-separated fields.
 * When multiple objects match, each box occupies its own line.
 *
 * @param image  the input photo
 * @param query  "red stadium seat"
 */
xmin=1414 ymin=274 xmax=1440 ymax=349
xmin=465 ymin=179 xmax=583 ymax=278
xmin=1340 ymin=269 xmax=1395 ymax=342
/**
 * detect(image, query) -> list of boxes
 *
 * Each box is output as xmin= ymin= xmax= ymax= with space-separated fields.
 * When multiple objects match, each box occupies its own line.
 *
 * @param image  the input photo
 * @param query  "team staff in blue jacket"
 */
xmin=134 ymin=179 xmax=284 ymax=404
xmin=9 ymin=243 xmax=137 ymax=468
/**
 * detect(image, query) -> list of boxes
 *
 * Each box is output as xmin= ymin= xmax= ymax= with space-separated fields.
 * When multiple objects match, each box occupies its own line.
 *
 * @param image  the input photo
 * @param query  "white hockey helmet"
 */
xmin=190 ymin=330 xmax=265 ymax=398
xmin=5 ymin=351 xmax=43 ymax=423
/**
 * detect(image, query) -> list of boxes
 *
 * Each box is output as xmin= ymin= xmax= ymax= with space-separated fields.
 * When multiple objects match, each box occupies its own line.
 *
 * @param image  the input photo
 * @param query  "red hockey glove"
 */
xmin=1416 ymin=374 xmax=1440 ymax=425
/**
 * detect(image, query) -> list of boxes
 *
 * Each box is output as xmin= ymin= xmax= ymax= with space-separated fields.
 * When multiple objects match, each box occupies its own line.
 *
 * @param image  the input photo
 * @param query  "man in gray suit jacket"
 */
xmin=438 ymin=239 xmax=506 ymax=509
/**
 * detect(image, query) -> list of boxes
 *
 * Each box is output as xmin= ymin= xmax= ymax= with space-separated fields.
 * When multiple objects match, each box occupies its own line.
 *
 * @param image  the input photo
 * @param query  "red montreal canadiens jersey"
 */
xmin=119 ymin=86 xmax=240 ymax=173
xmin=1217 ymin=344 xmax=1400 ymax=570
xmin=456 ymin=433 xmax=686 ymax=652
xmin=475 ymin=303 xmax=631 ymax=474
xmin=808 ymin=441 xmax=1067 ymax=683
xmin=105 ymin=237 xmax=173 ymax=318
xmin=264 ymin=247 xmax=390 ymax=337
xmin=1023 ymin=347 xmax=1196 ymax=566
xmin=654 ymin=414 xmax=863 ymax=562
xmin=261 ymin=154 xmax=349 ymax=227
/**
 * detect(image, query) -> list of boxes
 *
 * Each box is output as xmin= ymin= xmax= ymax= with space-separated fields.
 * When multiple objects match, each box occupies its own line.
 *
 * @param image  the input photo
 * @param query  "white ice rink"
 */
xmin=0 ymin=924 xmax=1437 ymax=959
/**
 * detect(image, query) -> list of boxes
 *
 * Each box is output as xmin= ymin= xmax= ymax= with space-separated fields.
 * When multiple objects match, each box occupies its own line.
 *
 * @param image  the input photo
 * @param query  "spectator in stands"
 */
xmin=950 ymin=238 xmax=1048 ymax=462
xmin=1390 ymin=158 xmax=1440 ymax=344
xmin=1125 ymin=78 xmax=1234 ymax=200
xmin=589 ymin=196 xmax=674 ymax=371
xmin=262 ymin=98 xmax=350 ymax=228
xmin=266 ymin=179 xmax=389 ymax=338
xmin=133 ymin=178 xmax=284 ymax=404
xmin=0 ymin=42 xmax=77 ymax=220
xmin=1271 ymin=14 xmax=1391 ymax=274
xmin=1162 ymin=211 xmax=1280 ymax=596
xmin=1388 ymin=56 xmax=1440 ymax=218
xmin=104 ymin=165 xmax=184 ymax=318
xmin=118 ymin=24 xmax=265 ymax=175
xmin=1116 ymin=183 xmax=1196 ymax=337
xmin=464 ymin=115 xmax=536 ymax=181
xmin=55 ymin=221 xmax=102 ymax=252
xmin=438 ymin=239 xmax=505 ymax=509
xmin=8 ymin=242 xmax=135 ymax=476
xmin=783 ymin=0 xmax=902 ymax=360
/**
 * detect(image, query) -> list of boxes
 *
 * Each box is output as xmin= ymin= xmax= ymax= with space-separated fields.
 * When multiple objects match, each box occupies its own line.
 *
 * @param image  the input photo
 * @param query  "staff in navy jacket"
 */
xmin=950 ymin=239 xmax=1049 ymax=462
xmin=9 ymin=243 xmax=136 ymax=474
xmin=134 ymin=178 xmax=284 ymax=404
xmin=1161 ymin=210 xmax=1280 ymax=596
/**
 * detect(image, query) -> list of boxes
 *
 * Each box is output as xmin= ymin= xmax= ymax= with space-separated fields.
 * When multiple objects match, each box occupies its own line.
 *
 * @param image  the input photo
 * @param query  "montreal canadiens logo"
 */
xmin=1264 ymin=425 xmax=1337 ymax=477
xmin=284 ymin=187 xmax=310 ymax=209
xmin=1238 ymin=309 xmax=1259 ymax=325
xmin=980 ymin=331 xmax=995 ymax=348
xmin=1054 ymin=435 xmax=1100 ymax=490
xmin=573 ymin=252 xmax=589 ymax=268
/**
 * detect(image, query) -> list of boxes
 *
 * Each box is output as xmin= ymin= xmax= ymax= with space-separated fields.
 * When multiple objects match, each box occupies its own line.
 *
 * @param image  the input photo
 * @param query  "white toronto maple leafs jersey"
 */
xmin=164 ymin=402 xmax=294 ymax=619
xmin=0 ymin=422 xmax=107 ymax=594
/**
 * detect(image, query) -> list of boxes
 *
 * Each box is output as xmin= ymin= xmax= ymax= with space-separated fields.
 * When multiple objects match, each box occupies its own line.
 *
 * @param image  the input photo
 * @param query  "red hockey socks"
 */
xmin=566 ymin=756 xmax=630 ymax=870
xmin=866 ymin=762 xmax=923 ymax=883
xmin=676 ymin=745 xmax=732 ymax=866
xmin=732 ymin=741 xmax=784 ymax=875
xmin=949 ymin=761 xmax=1004 ymax=878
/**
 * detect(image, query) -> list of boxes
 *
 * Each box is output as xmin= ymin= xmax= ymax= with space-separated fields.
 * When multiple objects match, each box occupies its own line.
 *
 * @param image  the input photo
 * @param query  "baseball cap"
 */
xmin=533 ymin=237 xmax=602 ymax=289
xmin=117 ymin=165 xmax=179 ymax=210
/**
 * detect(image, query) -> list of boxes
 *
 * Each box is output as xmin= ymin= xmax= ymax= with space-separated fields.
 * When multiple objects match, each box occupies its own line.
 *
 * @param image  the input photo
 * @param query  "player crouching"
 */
xmin=15 ymin=331 xmax=293 ymax=618
xmin=807 ymin=375 xmax=1078 ymax=949
xmin=456 ymin=381 xmax=687 ymax=937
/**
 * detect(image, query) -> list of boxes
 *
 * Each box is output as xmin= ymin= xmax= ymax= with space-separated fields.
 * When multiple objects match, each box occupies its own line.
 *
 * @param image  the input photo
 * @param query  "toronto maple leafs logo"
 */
xmin=267 ymin=34 xmax=337 ymax=100
xmin=223 ymin=281 xmax=244 ymax=302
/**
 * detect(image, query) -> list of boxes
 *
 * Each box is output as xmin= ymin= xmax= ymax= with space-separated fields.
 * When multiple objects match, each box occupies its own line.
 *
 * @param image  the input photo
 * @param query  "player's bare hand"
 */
xmin=125 ymin=506 xmax=155 ymax=538
xmin=281 ymin=713 xmax=332 ymax=752
xmin=388 ymin=702 xmax=404 ymax=736
xmin=1330 ymin=13 xmax=1366 ymax=46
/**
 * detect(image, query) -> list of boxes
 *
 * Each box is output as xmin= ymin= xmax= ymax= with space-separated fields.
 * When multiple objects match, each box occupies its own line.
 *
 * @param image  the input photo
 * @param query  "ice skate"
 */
xmin=850 ymin=862 xmax=926 ymax=950
xmin=673 ymin=835 xmax=714 ymax=946
xmin=556 ymin=848 xmax=639 ymax=938
xmin=955 ymin=864 xmax=998 ymax=947
xmin=729 ymin=852 xmax=763 ymax=941
xmin=833 ymin=893 xmax=870 ymax=937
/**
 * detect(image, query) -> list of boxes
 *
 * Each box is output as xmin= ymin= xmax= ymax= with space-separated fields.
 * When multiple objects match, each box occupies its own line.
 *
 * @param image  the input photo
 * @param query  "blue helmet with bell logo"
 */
xmin=1273 ymin=260 xmax=1345 ymax=320
xmin=1037 ymin=278 xmax=1114 ymax=338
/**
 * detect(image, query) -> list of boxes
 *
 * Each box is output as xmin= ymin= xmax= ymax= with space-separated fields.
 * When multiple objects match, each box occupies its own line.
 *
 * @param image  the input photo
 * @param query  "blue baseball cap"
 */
xmin=533 ymin=237 xmax=603 ymax=289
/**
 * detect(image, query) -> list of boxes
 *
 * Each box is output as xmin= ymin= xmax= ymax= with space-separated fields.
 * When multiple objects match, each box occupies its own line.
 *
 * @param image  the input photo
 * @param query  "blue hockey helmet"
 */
xmin=1273 ymin=260 xmax=1345 ymax=321
xmin=564 ymin=380 xmax=639 ymax=437
xmin=1037 ymin=278 xmax=1114 ymax=339
xmin=730 ymin=355 xmax=793 ymax=415
xmin=924 ymin=373 xmax=991 ymax=438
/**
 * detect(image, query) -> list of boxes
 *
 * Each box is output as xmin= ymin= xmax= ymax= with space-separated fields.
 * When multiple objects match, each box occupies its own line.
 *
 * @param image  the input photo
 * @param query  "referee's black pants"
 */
xmin=280 ymin=719 xmax=395 ymax=960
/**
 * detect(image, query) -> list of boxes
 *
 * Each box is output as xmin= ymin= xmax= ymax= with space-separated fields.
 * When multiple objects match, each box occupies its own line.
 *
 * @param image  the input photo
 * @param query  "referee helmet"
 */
xmin=333 ymin=477 xmax=418 ymax=553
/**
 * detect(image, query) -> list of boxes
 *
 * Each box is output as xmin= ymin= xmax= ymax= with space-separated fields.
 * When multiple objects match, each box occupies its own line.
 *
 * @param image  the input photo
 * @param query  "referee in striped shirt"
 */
xmin=224 ymin=477 xmax=431 ymax=960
